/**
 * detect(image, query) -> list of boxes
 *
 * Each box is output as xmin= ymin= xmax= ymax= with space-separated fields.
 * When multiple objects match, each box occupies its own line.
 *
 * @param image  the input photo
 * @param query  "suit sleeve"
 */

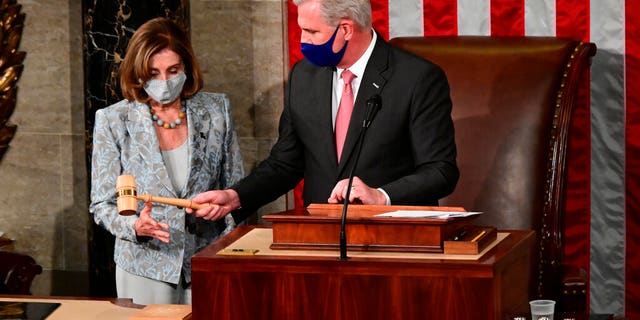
xmin=381 ymin=64 xmax=459 ymax=204
xmin=89 ymin=109 xmax=139 ymax=242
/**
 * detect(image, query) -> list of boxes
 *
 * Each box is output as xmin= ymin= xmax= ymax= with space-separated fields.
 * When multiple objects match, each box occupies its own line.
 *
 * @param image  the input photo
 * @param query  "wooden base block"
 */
xmin=264 ymin=204 xmax=476 ymax=253
xmin=443 ymin=226 xmax=498 ymax=255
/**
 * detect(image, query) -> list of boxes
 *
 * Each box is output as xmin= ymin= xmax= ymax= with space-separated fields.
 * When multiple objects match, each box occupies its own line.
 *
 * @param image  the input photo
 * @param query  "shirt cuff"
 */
xmin=377 ymin=188 xmax=391 ymax=205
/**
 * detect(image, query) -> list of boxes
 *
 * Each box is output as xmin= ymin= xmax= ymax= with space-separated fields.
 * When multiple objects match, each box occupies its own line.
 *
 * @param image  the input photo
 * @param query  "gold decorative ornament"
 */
xmin=0 ymin=0 xmax=26 ymax=162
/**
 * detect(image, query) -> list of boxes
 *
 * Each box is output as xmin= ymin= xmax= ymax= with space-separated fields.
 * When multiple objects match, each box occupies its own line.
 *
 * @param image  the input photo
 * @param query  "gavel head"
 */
xmin=116 ymin=174 xmax=138 ymax=216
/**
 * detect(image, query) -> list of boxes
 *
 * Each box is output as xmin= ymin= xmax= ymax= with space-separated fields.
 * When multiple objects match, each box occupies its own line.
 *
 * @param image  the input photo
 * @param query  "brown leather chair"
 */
xmin=389 ymin=36 xmax=596 ymax=312
xmin=0 ymin=250 xmax=43 ymax=295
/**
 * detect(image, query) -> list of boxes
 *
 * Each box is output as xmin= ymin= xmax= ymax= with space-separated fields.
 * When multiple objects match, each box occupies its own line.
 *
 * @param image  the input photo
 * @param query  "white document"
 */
xmin=375 ymin=210 xmax=482 ymax=219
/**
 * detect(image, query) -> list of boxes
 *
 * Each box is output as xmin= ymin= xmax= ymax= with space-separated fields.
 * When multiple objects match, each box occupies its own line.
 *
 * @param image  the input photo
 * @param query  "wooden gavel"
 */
xmin=115 ymin=174 xmax=211 ymax=215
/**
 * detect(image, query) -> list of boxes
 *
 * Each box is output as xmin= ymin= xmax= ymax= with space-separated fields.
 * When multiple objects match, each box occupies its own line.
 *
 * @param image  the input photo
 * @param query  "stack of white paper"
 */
xmin=375 ymin=210 xmax=482 ymax=219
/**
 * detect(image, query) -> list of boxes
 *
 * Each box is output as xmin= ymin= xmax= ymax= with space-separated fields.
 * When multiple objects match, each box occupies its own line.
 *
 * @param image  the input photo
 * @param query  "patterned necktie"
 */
xmin=335 ymin=69 xmax=356 ymax=162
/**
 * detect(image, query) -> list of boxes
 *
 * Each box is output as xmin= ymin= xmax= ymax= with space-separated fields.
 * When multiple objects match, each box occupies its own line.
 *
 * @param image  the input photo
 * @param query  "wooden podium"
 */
xmin=191 ymin=205 xmax=535 ymax=320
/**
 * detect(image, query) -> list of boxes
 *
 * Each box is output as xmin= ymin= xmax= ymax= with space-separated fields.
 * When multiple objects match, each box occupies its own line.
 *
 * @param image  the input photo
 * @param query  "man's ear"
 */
xmin=340 ymin=20 xmax=355 ymax=41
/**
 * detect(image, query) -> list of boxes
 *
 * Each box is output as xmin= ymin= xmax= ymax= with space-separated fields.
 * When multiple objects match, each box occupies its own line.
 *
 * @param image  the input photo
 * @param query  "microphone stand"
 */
xmin=339 ymin=95 xmax=381 ymax=260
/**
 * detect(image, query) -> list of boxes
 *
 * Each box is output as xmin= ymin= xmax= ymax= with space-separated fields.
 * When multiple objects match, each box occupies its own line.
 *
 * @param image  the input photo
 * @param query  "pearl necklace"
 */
xmin=150 ymin=100 xmax=187 ymax=129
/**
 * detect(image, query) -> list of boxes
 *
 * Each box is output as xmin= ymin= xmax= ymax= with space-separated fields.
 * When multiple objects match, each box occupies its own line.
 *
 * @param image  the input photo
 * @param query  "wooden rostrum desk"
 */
xmin=191 ymin=205 xmax=535 ymax=320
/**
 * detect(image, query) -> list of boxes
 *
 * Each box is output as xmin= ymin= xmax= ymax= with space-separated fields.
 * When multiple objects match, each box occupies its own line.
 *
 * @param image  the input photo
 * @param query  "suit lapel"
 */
xmin=185 ymin=99 xmax=210 ymax=197
xmin=311 ymin=67 xmax=340 ymax=166
xmin=337 ymin=36 xmax=389 ymax=175
xmin=126 ymin=101 xmax=176 ymax=197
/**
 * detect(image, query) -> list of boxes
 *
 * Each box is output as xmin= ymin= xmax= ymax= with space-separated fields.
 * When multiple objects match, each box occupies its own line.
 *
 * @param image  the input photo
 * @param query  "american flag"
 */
xmin=287 ymin=0 xmax=639 ymax=317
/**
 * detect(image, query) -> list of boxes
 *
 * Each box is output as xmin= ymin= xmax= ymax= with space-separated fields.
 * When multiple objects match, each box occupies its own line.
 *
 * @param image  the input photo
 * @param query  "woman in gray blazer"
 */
xmin=89 ymin=17 xmax=244 ymax=305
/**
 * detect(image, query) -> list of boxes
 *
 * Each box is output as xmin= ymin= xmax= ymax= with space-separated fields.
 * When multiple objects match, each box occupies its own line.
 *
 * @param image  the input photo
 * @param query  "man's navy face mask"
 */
xmin=300 ymin=25 xmax=349 ymax=67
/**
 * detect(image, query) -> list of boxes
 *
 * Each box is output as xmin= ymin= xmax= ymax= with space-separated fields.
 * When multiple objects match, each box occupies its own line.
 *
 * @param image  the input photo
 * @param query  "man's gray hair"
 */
xmin=293 ymin=0 xmax=372 ymax=30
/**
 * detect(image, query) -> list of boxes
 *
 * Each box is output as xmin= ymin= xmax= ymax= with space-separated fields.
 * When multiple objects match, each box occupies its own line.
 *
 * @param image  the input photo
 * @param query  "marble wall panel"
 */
xmin=251 ymin=0 xmax=286 ymax=139
xmin=0 ymin=133 xmax=62 ymax=268
xmin=70 ymin=3 xmax=85 ymax=135
xmin=11 ymin=1 xmax=73 ymax=133
xmin=192 ymin=0 xmax=290 ymax=220
xmin=61 ymin=134 xmax=89 ymax=271
xmin=250 ymin=0 xmax=291 ymax=216
xmin=191 ymin=0 xmax=255 ymax=139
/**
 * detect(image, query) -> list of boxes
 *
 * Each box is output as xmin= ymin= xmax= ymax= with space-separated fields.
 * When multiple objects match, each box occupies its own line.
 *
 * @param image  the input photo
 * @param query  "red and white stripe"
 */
xmin=287 ymin=1 xmax=639 ymax=316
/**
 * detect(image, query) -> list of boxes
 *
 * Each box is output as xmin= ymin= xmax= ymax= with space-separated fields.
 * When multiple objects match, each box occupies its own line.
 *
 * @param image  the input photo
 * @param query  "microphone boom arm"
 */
xmin=339 ymin=129 xmax=367 ymax=260
xmin=339 ymin=94 xmax=382 ymax=260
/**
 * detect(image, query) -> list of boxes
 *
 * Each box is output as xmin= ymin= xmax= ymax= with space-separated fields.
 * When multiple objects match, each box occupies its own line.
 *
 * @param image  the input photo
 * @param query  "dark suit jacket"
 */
xmin=232 ymin=34 xmax=458 ymax=223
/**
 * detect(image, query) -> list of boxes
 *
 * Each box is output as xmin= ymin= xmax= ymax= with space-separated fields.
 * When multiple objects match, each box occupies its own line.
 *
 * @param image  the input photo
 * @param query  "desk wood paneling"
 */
xmin=192 ymin=226 xmax=535 ymax=320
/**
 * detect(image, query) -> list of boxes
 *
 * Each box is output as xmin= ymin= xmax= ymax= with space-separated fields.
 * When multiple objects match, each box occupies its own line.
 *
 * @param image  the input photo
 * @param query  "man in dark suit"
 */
xmin=189 ymin=0 xmax=458 ymax=223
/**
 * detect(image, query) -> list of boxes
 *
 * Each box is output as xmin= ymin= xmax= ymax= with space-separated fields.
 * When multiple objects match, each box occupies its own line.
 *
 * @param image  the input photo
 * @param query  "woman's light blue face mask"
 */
xmin=300 ymin=25 xmax=349 ymax=67
xmin=143 ymin=72 xmax=187 ymax=105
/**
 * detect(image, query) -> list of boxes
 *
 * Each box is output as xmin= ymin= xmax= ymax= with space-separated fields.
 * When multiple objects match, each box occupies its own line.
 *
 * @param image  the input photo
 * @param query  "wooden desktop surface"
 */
xmin=192 ymin=226 xmax=535 ymax=320
xmin=217 ymin=227 xmax=507 ymax=259
xmin=0 ymin=295 xmax=143 ymax=319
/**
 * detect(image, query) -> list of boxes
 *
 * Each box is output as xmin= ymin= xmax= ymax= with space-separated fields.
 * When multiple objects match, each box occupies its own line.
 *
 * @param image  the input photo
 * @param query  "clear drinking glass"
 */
xmin=529 ymin=299 xmax=555 ymax=320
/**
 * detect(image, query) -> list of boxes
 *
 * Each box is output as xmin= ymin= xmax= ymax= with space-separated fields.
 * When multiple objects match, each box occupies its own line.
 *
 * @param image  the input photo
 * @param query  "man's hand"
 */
xmin=328 ymin=176 xmax=387 ymax=205
xmin=134 ymin=202 xmax=170 ymax=243
xmin=186 ymin=189 xmax=241 ymax=221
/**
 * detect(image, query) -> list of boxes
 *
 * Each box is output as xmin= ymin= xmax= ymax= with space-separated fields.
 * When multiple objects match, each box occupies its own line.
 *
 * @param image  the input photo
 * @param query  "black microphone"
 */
xmin=362 ymin=94 xmax=382 ymax=128
xmin=339 ymin=94 xmax=382 ymax=260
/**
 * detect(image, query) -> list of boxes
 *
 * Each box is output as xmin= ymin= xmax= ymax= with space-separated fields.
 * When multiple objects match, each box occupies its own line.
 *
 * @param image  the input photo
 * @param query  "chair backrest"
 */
xmin=389 ymin=36 xmax=596 ymax=299
xmin=0 ymin=250 xmax=43 ymax=295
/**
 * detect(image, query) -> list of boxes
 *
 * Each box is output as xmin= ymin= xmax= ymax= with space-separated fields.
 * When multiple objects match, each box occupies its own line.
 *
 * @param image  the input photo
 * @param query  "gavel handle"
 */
xmin=136 ymin=194 xmax=212 ymax=210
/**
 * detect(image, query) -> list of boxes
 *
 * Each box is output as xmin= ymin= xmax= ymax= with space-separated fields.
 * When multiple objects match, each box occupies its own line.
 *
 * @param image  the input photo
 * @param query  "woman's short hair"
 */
xmin=119 ymin=17 xmax=203 ymax=102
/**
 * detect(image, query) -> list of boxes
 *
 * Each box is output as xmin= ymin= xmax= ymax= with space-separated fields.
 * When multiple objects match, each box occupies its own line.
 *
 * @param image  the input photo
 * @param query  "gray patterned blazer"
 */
xmin=89 ymin=92 xmax=244 ymax=284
